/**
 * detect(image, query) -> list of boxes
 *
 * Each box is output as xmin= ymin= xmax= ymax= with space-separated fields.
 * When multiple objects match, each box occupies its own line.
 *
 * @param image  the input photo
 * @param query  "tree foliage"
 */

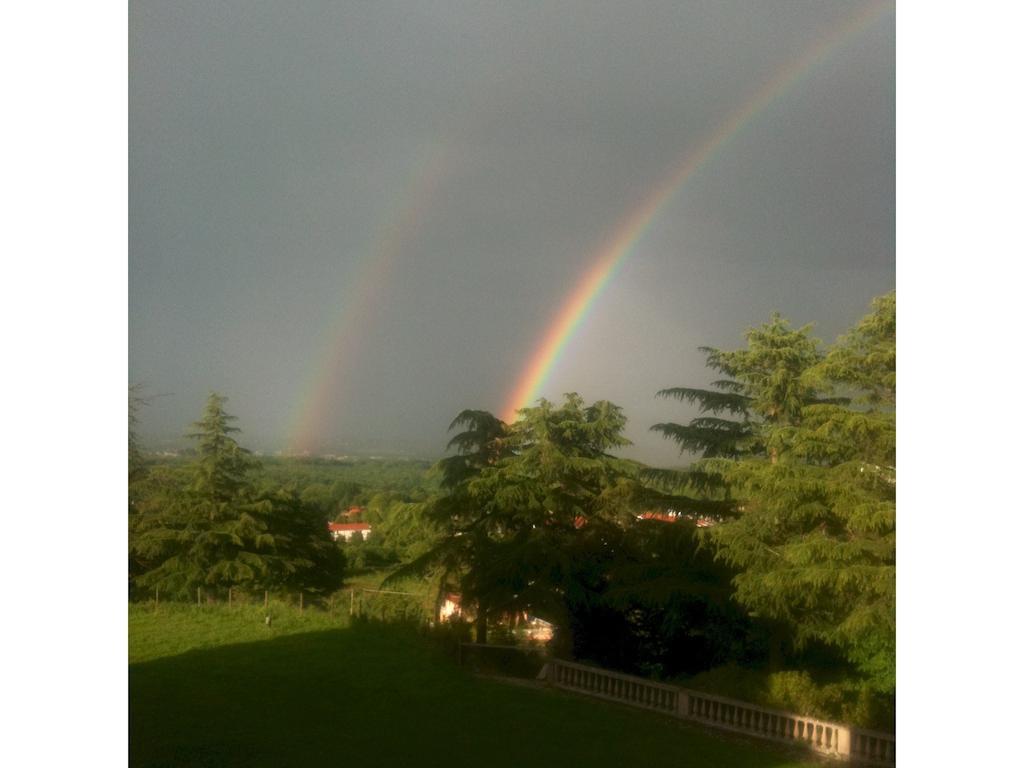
xmin=131 ymin=393 xmax=344 ymax=597
xmin=655 ymin=295 xmax=895 ymax=691
xmin=401 ymin=395 xmax=767 ymax=673
xmin=129 ymin=385 xmax=147 ymax=486
xmin=395 ymin=394 xmax=645 ymax=649
xmin=126 ymin=294 xmax=896 ymax=703
xmin=584 ymin=517 xmax=764 ymax=677
xmin=184 ymin=393 xmax=258 ymax=504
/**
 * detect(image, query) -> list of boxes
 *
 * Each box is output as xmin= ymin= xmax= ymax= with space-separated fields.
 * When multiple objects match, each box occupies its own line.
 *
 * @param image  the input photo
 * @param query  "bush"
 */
xmin=683 ymin=664 xmax=894 ymax=731
xmin=764 ymin=670 xmax=823 ymax=716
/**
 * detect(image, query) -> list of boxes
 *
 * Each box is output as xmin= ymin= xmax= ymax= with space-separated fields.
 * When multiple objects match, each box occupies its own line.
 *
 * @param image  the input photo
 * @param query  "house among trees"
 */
xmin=328 ymin=522 xmax=372 ymax=542
xmin=637 ymin=510 xmax=717 ymax=527
xmin=437 ymin=592 xmax=554 ymax=643
xmin=439 ymin=592 xmax=462 ymax=621
xmin=637 ymin=511 xmax=678 ymax=523
xmin=523 ymin=617 xmax=554 ymax=643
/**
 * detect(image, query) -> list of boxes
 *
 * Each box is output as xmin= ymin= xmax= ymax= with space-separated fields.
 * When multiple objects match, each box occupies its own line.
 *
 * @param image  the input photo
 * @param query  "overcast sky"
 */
xmin=129 ymin=0 xmax=894 ymax=465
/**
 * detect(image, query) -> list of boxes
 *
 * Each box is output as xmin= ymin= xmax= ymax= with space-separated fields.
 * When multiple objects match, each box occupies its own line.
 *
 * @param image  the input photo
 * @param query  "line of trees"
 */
xmin=397 ymin=292 xmax=894 ymax=703
xmin=128 ymin=291 xmax=895 ymax=722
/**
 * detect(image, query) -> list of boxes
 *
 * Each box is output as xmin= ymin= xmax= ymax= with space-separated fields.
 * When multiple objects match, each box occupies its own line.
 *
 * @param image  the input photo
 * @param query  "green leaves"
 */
xmin=650 ymin=420 xmax=753 ymax=458
xmin=415 ymin=394 xmax=646 ymax=642
xmin=185 ymin=393 xmax=259 ymax=503
xmin=809 ymin=292 xmax=895 ymax=407
xmin=131 ymin=393 xmax=345 ymax=598
xmin=654 ymin=294 xmax=896 ymax=691
xmin=656 ymin=387 xmax=752 ymax=415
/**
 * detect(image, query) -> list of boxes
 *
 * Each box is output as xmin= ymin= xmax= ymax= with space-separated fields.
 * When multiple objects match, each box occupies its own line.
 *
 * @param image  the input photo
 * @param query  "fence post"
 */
xmin=265 ymin=590 xmax=269 ymax=609
xmin=299 ymin=592 xmax=304 ymax=613
xmin=197 ymin=587 xmax=202 ymax=606
xmin=350 ymin=589 xmax=355 ymax=616
xmin=835 ymin=726 xmax=851 ymax=758
xmin=676 ymin=689 xmax=691 ymax=720
xmin=228 ymin=587 xmax=233 ymax=607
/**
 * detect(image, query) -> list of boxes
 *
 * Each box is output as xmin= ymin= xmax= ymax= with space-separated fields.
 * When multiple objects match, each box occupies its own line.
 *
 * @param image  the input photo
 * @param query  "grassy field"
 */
xmin=130 ymin=604 xmax=821 ymax=768
xmin=129 ymin=601 xmax=350 ymax=664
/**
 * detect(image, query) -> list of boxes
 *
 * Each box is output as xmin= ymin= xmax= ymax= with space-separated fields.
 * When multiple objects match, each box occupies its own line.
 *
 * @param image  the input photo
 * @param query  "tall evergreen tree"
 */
xmin=396 ymin=395 xmax=644 ymax=650
xmin=648 ymin=315 xmax=837 ymax=519
xmin=654 ymin=296 xmax=895 ymax=690
xmin=132 ymin=393 xmax=344 ymax=597
xmin=186 ymin=392 xmax=258 ymax=506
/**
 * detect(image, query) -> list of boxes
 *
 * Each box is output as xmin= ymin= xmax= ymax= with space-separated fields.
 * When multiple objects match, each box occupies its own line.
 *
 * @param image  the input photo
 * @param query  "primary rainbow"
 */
xmin=499 ymin=0 xmax=893 ymax=423
xmin=288 ymin=146 xmax=451 ymax=452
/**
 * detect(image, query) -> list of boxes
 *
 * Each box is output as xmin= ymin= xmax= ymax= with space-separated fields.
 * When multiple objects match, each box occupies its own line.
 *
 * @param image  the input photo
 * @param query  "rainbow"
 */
xmin=288 ymin=147 xmax=451 ymax=452
xmin=499 ymin=0 xmax=893 ymax=423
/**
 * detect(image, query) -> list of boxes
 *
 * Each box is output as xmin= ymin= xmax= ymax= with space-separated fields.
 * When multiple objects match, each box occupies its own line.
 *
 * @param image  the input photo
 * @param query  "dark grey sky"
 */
xmin=129 ymin=0 xmax=894 ymax=465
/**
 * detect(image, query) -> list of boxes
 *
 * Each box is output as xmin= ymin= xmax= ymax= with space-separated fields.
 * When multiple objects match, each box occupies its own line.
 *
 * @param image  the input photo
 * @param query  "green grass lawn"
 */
xmin=130 ymin=604 xmax=820 ymax=768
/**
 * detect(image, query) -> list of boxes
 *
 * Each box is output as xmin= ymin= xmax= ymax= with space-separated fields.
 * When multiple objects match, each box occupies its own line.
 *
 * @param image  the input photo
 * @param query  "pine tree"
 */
xmin=648 ymin=315 xmax=837 ymax=517
xmin=395 ymin=394 xmax=644 ymax=649
xmin=132 ymin=393 xmax=344 ymax=597
xmin=654 ymin=296 xmax=896 ymax=691
xmin=186 ymin=392 xmax=259 ymax=506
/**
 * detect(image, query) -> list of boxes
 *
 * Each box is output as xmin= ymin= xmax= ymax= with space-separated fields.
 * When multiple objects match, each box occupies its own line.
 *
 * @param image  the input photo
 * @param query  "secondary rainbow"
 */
xmin=499 ymin=0 xmax=893 ymax=423
xmin=288 ymin=147 xmax=451 ymax=452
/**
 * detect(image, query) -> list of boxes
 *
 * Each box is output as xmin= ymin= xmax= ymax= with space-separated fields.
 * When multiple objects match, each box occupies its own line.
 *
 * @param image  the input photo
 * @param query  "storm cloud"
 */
xmin=130 ymin=0 xmax=894 ymax=464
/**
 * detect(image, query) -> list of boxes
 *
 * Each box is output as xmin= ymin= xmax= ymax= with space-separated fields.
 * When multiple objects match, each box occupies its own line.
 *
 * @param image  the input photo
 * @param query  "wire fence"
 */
xmin=133 ymin=585 xmax=433 ymax=622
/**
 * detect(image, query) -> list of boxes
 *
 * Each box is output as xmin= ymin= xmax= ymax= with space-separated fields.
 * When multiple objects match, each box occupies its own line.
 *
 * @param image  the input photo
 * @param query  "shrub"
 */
xmin=684 ymin=664 xmax=894 ymax=731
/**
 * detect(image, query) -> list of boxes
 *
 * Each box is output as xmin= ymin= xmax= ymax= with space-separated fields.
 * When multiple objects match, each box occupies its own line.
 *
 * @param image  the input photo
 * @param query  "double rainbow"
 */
xmin=499 ymin=0 xmax=893 ymax=423
xmin=287 ymin=146 xmax=452 ymax=452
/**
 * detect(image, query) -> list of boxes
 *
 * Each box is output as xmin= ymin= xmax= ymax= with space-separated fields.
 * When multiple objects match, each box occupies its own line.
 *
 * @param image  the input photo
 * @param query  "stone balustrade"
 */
xmin=849 ymin=725 xmax=896 ymax=764
xmin=545 ymin=658 xmax=894 ymax=765
xmin=549 ymin=657 xmax=679 ymax=715
xmin=683 ymin=687 xmax=849 ymax=757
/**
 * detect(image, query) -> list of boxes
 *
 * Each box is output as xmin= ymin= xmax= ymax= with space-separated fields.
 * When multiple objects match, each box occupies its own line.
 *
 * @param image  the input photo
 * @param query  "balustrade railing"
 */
xmin=550 ymin=658 xmax=679 ymax=715
xmin=683 ymin=687 xmax=848 ymax=758
xmin=545 ymin=659 xmax=894 ymax=765
xmin=849 ymin=726 xmax=896 ymax=764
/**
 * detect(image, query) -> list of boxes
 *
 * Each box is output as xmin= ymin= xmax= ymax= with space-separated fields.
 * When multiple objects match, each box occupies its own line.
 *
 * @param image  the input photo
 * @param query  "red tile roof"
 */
xmin=638 ymin=511 xmax=678 ymax=523
xmin=327 ymin=522 xmax=372 ymax=532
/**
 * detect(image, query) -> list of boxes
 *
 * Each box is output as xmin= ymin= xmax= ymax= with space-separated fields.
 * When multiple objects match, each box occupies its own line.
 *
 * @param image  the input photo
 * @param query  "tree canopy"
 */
xmin=655 ymin=294 xmax=895 ymax=691
xmin=130 ymin=393 xmax=345 ymax=597
xmin=126 ymin=293 xmax=896 ymax=717
xmin=396 ymin=395 xmax=646 ymax=648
